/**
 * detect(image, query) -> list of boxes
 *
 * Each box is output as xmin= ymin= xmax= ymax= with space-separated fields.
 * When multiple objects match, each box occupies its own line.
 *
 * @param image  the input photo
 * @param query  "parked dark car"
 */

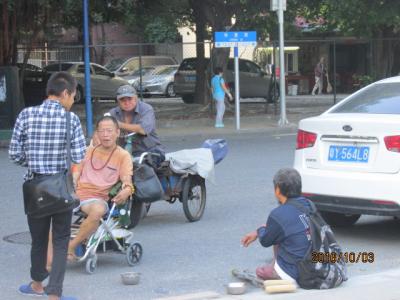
xmin=174 ymin=57 xmax=279 ymax=104
xmin=16 ymin=63 xmax=46 ymax=82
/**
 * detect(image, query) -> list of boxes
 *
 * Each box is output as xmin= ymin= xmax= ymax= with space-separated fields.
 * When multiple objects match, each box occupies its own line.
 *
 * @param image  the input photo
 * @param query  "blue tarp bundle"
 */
xmin=201 ymin=139 xmax=228 ymax=165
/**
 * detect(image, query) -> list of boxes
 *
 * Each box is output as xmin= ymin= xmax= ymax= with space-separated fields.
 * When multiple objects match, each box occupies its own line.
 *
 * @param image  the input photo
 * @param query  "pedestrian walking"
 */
xmin=9 ymin=71 xmax=86 ymax=300
xmin=211 ymin=67 xmax=232 ymax=128
xmin=311 ymin=57 xmax=326 ymax=95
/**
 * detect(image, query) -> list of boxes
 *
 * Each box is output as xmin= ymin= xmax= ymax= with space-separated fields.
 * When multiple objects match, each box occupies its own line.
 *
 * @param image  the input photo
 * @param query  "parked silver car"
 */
xmin=124 ymin=67 xmax=158 ymax=86
xmin=174 ymin=57 xmax=279 ymax=104
xmin=137 ymin=65 xmax=178 ymax=97
xmin=105 ymin=56 xmax=177 ymax=77
xmin=44 ymin=62 xmax=128 ymax=103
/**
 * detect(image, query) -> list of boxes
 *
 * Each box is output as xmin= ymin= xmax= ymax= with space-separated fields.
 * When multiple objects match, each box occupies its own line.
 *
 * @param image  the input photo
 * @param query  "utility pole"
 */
xmin=83 ymin=0 xmax=93 ymax=136
xmin=277 ymin=0 xmax=288 ymax=126
xmin=271 ymin=0 xmax=288 ymax=126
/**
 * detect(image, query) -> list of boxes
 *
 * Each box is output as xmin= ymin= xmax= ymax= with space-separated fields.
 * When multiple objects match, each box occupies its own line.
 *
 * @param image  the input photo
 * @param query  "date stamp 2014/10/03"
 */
xmin=311 ymin=252 xmax=374 ymax=263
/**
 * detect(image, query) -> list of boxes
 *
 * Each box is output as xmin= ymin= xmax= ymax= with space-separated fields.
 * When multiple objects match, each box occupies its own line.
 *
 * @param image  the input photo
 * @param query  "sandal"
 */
xmin=18 ymin=282 xmax=46 ymax=296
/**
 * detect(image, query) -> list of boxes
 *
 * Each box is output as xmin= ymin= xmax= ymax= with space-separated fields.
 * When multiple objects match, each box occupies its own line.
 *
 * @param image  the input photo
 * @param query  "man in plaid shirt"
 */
xmin=9 ymin=72 xmax=86 ymax=300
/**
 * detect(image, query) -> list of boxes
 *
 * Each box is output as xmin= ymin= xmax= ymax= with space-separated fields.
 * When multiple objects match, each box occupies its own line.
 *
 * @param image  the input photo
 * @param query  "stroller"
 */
xmin=72 ymin=194 xmax=143 ymax=274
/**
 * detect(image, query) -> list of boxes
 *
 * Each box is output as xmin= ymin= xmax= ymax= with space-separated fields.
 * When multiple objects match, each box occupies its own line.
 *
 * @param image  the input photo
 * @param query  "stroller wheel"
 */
xmin=86 ymin=255 xmax=98 ymax=274
xmin=126 ymin=242 xmax=143 ymax=266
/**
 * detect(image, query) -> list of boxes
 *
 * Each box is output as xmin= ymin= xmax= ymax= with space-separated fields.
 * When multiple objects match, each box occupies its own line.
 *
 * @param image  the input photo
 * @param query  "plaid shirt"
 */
xmin=9 ymin=100 xmax=86 ymax=179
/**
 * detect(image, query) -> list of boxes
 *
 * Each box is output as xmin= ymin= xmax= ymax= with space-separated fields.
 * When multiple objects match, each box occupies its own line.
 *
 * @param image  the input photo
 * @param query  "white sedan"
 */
xmin=294 ymin=76 xmax=400 ymax=227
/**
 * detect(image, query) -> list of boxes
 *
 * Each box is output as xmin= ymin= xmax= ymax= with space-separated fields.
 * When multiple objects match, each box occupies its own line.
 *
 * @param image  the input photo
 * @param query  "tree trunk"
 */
xmin=191 ymin=1 xmax=208 ymax=105
xmin=10 ymin=4 xmax=18 ymax=65
xmin=99 ymin=23 xmax=106 ymax=65
xmin=204 ymin=0 xmax=234 ymax=101
xmin=0 ymin=4 xmax=4 ymax=65
xmin=2 ymin=0 xmax=10 ymax=65
xmin=372 ymin=27 xmax=398 ymax=79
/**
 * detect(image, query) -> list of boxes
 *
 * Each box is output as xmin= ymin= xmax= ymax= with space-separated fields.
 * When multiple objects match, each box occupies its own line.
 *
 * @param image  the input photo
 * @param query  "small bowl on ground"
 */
xmin=121 ymin=272 xmax=141 ymax=285
xmin=226 ymin=282 xmax=246 ymax=295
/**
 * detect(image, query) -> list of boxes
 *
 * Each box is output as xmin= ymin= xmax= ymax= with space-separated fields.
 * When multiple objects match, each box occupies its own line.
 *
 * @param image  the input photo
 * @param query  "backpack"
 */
xmin=286 ymin=199 xmax=348 ymax=289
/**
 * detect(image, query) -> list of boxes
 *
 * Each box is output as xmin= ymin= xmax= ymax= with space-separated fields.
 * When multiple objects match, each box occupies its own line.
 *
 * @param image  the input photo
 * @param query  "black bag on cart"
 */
xmin=134 ymin=163 xmax=164 ymax=203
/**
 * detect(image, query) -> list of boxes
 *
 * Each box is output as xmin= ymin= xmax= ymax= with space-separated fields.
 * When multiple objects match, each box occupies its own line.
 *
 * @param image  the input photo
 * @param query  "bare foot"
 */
xmin=31 ymin=281 xmax=45 ymax=293
xmin=67 ymin=252 xmax=79 ymax=262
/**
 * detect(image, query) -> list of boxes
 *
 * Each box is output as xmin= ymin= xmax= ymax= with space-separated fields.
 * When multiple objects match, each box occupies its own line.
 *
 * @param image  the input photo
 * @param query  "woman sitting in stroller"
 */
xmin=62 ymin=115 xmax=133 ymax=262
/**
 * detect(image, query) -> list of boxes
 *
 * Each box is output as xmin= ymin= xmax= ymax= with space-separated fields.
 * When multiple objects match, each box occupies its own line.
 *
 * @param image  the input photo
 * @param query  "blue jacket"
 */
xmin=257 ymin=197 xmax=311 ymax=279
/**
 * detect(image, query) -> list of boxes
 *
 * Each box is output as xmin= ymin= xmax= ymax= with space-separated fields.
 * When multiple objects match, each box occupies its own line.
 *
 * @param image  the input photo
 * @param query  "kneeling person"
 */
xmin=68 ymin=116 xmax=133 ymax=258
xmin=241 ymin=168 xmax=311 ymax=282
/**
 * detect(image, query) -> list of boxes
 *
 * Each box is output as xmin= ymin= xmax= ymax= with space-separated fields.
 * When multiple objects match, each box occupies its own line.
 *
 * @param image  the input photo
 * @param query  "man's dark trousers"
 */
xmin=27 ymin=209 xmax=73 ymax=297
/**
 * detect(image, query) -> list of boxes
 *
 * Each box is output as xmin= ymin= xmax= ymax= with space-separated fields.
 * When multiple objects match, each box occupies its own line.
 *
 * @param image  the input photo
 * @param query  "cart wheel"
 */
xmin=182 ymin=175 xmax=206 ymax=222
xmin=85 ymin=255 xmax=97 ymax=274
xmin=126 ymin=242 xmax=143 ymax=266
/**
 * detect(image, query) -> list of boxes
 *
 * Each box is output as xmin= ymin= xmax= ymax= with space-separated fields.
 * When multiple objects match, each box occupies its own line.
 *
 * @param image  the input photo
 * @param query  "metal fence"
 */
xmin=17 ymin=38 xmax=400 ymax=98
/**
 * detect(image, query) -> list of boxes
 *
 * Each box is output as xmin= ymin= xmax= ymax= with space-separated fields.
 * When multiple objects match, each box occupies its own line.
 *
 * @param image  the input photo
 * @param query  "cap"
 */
xmin=116 ymin=85 xmax=137 ymax=100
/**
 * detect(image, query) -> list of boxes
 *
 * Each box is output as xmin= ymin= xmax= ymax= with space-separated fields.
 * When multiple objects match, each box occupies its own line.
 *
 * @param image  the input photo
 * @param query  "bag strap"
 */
xmin=286 ymin=198 xmax=317 ymax=215
xmin=66 ymin=112 xmax=72 ymax=169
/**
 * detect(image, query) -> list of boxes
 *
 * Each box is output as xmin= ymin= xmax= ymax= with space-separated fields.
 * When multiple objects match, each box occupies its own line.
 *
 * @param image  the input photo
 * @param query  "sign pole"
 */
xmin=277 ymin=0 xmax=288 ymax=126
xmin=214 ymin=31 xmax=256 ymax=131
xmin=234 ymin=46 xmax=240 ymax=130
xmin=83 ymin=0 xmax=93 ymax=136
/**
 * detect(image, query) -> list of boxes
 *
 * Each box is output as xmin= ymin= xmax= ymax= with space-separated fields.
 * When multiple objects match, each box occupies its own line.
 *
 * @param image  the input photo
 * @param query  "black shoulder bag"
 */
xmin=23 ymin=112 xmax=79 ymax=218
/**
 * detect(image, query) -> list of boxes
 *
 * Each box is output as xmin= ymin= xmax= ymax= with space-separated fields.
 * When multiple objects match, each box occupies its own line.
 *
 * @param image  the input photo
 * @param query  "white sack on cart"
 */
xmin=165 ymin=148 xmax=215 ymax=183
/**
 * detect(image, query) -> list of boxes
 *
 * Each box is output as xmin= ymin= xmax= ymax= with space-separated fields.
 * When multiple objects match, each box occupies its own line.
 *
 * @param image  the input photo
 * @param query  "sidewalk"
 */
xmin=0 ymin=94 xmax=346 ymax=147
xmin=156 ymin=268 xmax=400 ymax=300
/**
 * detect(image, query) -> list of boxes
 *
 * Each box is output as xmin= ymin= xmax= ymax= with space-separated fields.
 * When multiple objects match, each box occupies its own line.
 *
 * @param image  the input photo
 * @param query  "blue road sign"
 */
xmin=214 ymin=31 xmax=257 ymax=48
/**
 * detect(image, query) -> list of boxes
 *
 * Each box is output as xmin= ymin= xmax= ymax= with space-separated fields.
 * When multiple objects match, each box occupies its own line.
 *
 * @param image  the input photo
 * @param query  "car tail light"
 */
xmin=302 ymin=193 xmax=315 ymax=198
xmin=372 ymin=200 xmax=397 ymax=205
xmin=296 ymin=130 xmax=317 ymax=149
xmin=384 ymin=135 xmax=400 ymax=152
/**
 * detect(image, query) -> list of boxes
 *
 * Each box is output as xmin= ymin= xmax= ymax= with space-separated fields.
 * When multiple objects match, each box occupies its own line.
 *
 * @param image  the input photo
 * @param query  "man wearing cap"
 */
xmin=108 ymin=84 xmax=165 ymax=165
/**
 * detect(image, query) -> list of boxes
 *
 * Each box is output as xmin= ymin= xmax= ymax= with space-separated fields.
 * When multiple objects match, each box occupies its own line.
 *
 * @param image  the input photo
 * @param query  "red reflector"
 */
xmin=372 ymin=200 xmax=397 ymax=205
xmin=301 ymin=193 xmax=315 ymax=198
xmin=296 ymin=130 xmax=317 ymax=149
xmin=384 ymin=135 xmax=400 ymax=152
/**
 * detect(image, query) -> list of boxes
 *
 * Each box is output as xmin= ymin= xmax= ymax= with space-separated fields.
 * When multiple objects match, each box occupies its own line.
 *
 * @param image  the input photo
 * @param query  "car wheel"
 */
xmin=320 ymin=211 xmax=361 ymax=227
xmin=166 ymin=83 xmax=176 ymax=97
xmin=75 ymin=85 xmax=84 ymax=104
xmin=182 ymin=95 xmax=195 ymax=104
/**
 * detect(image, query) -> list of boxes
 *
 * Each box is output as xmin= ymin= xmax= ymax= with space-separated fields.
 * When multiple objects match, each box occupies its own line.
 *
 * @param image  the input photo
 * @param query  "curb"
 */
xmin=153 ymin=268 xmax=400 ymax=300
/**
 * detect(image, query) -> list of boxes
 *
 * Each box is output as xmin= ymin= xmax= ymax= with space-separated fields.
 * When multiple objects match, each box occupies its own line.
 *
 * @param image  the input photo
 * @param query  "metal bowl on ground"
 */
xmin=226 ymin=282 xmax=246 ymax=295
xmin=121 ymin=272 xmax=141 ymax=285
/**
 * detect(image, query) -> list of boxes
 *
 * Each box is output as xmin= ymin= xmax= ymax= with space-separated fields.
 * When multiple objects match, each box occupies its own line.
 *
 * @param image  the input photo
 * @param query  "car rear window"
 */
xmin=179 ymin=59 xmax=197 ymax=71
xmin=331 ymin=82 xmax=400 ymax=114
xmin=153 ymin=57 xmax=177 ymax=65
xmin=105 ymin=58 xmax=126 ymax=72
xmin=155 ymin=66 xmax=177 ymax=75
xmin=179 ymin=58 xmax=210 ymax=71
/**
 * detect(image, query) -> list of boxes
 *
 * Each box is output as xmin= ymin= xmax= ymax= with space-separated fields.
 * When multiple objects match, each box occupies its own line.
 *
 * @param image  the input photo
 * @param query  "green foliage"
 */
xmin=143 ymin=17 xmax=179 ymax=43
xmin=288 ymin=0 xmax=400 ymax=38
xmin=352 ymin=74 xmax=374 ymax=87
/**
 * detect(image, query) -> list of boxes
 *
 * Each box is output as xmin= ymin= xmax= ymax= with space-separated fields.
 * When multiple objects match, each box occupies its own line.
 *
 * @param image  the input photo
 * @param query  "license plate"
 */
xmin=184 ymin=75 xmax=196 ymax=82
xmin=328 ymin=145 xmax=369 ymax=163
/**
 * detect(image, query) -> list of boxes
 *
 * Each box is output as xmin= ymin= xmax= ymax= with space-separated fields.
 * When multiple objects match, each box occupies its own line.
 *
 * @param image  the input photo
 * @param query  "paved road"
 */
xmin=1 ymin=132 xmax=398 ymax=300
